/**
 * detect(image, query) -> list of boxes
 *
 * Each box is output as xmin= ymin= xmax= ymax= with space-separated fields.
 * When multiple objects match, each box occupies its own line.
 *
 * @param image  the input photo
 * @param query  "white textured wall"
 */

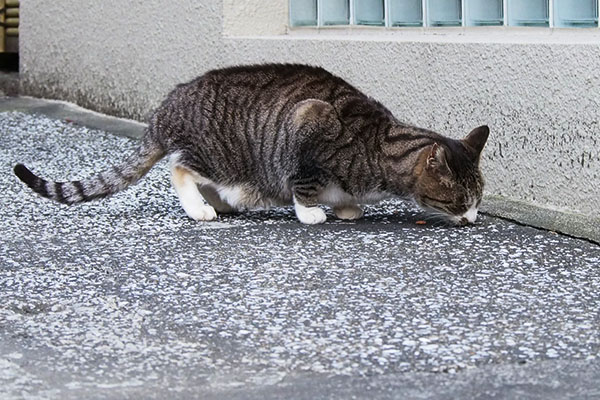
xmin=20 ymin=1 xmax=600 ymax=216
xmin=223 ymin=0 xmax=288 ymax=36
xmin=21 ymin=1 xmax=225 ymax=119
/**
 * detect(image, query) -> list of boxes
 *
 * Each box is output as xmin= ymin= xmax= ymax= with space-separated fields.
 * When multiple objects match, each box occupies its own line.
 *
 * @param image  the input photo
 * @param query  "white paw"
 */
xmin=295 ymin=203 xmax=327 ymax=225
xmin=333 ymin=205 xmax=364 ymax=220
xmin=185 ymin=205 xmax=218 ymax=221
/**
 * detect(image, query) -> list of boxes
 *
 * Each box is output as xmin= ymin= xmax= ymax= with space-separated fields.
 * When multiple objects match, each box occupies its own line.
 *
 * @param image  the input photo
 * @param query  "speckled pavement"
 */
xmin=1 ymin=110 xmax=600 ymax=399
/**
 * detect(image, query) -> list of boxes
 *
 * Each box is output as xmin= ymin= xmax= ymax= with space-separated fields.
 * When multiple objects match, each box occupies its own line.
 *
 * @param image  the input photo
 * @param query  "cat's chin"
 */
xmin=412 ymin=199 xmax=466 ymax=227
xmin=431 ymin=214 xmax=470 ymax=227
xmin=450 ymin=215 xmax=470 ymax=226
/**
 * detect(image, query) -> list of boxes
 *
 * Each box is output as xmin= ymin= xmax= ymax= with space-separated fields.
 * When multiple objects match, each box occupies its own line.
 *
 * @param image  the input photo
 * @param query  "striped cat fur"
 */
xmin=14 ymin=64 xmax=489 ymax=225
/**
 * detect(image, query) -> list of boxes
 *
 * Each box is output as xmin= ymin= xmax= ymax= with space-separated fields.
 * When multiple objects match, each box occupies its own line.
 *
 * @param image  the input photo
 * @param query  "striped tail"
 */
xmin=13 ymin=140 xmax=166 ymax=205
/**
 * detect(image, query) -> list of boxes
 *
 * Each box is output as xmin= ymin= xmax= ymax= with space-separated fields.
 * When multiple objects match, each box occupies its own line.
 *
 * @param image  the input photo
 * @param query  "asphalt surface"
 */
xmin=1 ymin=109 xmax=600 ymax=399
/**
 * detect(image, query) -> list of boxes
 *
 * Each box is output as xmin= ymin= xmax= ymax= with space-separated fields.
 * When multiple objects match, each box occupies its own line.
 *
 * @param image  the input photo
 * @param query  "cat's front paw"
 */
xmin=294 ymin=203 xmax=327 ymax=225
xmin=333 ymin=205 xmax=364 ymax=220
xmin=185 ymin=205 xmax=218 ymax=221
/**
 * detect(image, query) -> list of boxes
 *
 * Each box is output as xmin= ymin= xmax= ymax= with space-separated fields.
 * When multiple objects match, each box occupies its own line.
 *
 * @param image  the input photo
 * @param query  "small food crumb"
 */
xmin=416 ymin=220 xmax=426 ymax=225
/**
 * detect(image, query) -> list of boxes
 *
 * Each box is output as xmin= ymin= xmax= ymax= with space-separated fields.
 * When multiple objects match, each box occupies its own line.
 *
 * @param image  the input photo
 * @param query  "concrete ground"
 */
xmin=1 ymin=98 xmax=599 ymax=399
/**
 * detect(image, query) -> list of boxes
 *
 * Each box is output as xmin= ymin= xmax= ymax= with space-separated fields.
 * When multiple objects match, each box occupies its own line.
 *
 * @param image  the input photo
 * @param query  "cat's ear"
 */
xmin=426 ymin=143 xmax=451 ymax=176
xmin=462 ymin=125 xmax=489 ymax=158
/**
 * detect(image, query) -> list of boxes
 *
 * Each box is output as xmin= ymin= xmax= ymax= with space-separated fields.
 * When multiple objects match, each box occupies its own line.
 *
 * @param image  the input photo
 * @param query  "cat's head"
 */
xmin=413 ymin=125 xmax=489 ymax=225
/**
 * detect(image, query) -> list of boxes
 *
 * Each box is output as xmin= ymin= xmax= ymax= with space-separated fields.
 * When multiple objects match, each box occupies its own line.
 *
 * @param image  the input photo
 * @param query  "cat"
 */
xmin=13 ymin=63 xmax=489 ymax=225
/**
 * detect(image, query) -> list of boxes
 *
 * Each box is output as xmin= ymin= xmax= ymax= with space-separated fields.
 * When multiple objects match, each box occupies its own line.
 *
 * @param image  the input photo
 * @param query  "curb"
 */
xmin=0 ymin=96 xmax=146 ymax=139
xmin=481 ymin=196 xmax=600 ymax=245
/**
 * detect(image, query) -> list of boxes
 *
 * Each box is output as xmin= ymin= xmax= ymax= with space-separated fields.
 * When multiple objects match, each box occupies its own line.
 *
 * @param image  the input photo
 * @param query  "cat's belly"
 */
xmin=318 ymin=184 xmax=391 ymax=206
xmin=205 ymin=183 xmax=389 ymax=211
xmin=211 ymin=183 xmax=291 ymax=210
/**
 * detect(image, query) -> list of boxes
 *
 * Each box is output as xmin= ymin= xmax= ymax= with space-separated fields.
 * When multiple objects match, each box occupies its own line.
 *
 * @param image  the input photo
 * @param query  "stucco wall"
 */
xmin=223 ymin=0 xmax=287 ymax=36
xmin=20 ymin=1 xmax=600 ymax=217
xmin=20 ymin=1 xmax=225 ymax=119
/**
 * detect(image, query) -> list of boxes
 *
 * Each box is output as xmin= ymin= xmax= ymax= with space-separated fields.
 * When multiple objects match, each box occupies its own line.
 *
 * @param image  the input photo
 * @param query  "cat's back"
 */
xmin=202 ymin=63 xmax=343 ymax=89
xmin=152 ymin=63 xmax=365 ymax=145
xmin=174 ymin=63 xmax=359 ymax=110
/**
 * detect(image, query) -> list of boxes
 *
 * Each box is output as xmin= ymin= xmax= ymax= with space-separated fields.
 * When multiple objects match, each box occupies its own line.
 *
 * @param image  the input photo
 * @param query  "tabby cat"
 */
xmin=14 ymin=64 xmax=489 ymax=225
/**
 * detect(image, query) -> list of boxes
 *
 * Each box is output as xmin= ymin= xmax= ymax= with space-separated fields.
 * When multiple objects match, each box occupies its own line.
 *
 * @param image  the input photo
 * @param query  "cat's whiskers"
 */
xmin=419 ymin=206 xmax=462 ymax=227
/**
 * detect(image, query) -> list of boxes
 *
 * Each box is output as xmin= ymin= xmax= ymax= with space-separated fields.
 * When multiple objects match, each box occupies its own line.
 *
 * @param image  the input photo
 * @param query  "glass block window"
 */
xmin=355 ymin=0 xmax=385 ymax=26
xmin=389 ymin=0 xmax=423 ymax=27
xmin=427 ymin=0 xmax=462 ymax=26
xmin=465 ymin=0 xmax=503 ymax=26
xmin=290 ymin=0 xmax=317 ymax=26
xmin=507 ymin=0 xmax=549 ymax=27
xmin=321 ymin=0 xmax=350 ymax=25
xmin=289 ymin=0 xmax=600 ymax=28
xmin=554 ymin=0 xmax=598 ymax=28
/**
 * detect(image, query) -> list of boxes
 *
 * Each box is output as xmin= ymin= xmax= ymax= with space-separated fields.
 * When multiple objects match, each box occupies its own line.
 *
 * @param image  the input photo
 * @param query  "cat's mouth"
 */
xmin=451 ymin=215 xmax=470 ymax=226
xmin=413 ymin=199 xmax=475 ymax=226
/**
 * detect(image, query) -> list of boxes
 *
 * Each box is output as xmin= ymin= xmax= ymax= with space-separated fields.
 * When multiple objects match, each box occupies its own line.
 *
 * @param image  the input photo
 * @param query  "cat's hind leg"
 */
xmin=197 ymin=185 xmax=237 ymax=214
xmin=170 ymin=164 xmax=217 ymax=221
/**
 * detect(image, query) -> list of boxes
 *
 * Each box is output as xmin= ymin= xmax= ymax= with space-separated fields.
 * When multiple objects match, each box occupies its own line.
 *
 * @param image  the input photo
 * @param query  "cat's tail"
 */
xmin=13 ymin=137 xmax=166 ymax=205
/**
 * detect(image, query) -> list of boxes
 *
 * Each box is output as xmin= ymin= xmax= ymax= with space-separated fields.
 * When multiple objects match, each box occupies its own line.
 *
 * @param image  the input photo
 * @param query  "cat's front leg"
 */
xmin=293 ymin=196 xmax=327 ymax=225
xmin=290 ymin=171 xmax=329 ymax=224
xmin=290 ymin=170 xmax=328 ymax=224
xmin=286 ymin=98 xmax=342 ymax=225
